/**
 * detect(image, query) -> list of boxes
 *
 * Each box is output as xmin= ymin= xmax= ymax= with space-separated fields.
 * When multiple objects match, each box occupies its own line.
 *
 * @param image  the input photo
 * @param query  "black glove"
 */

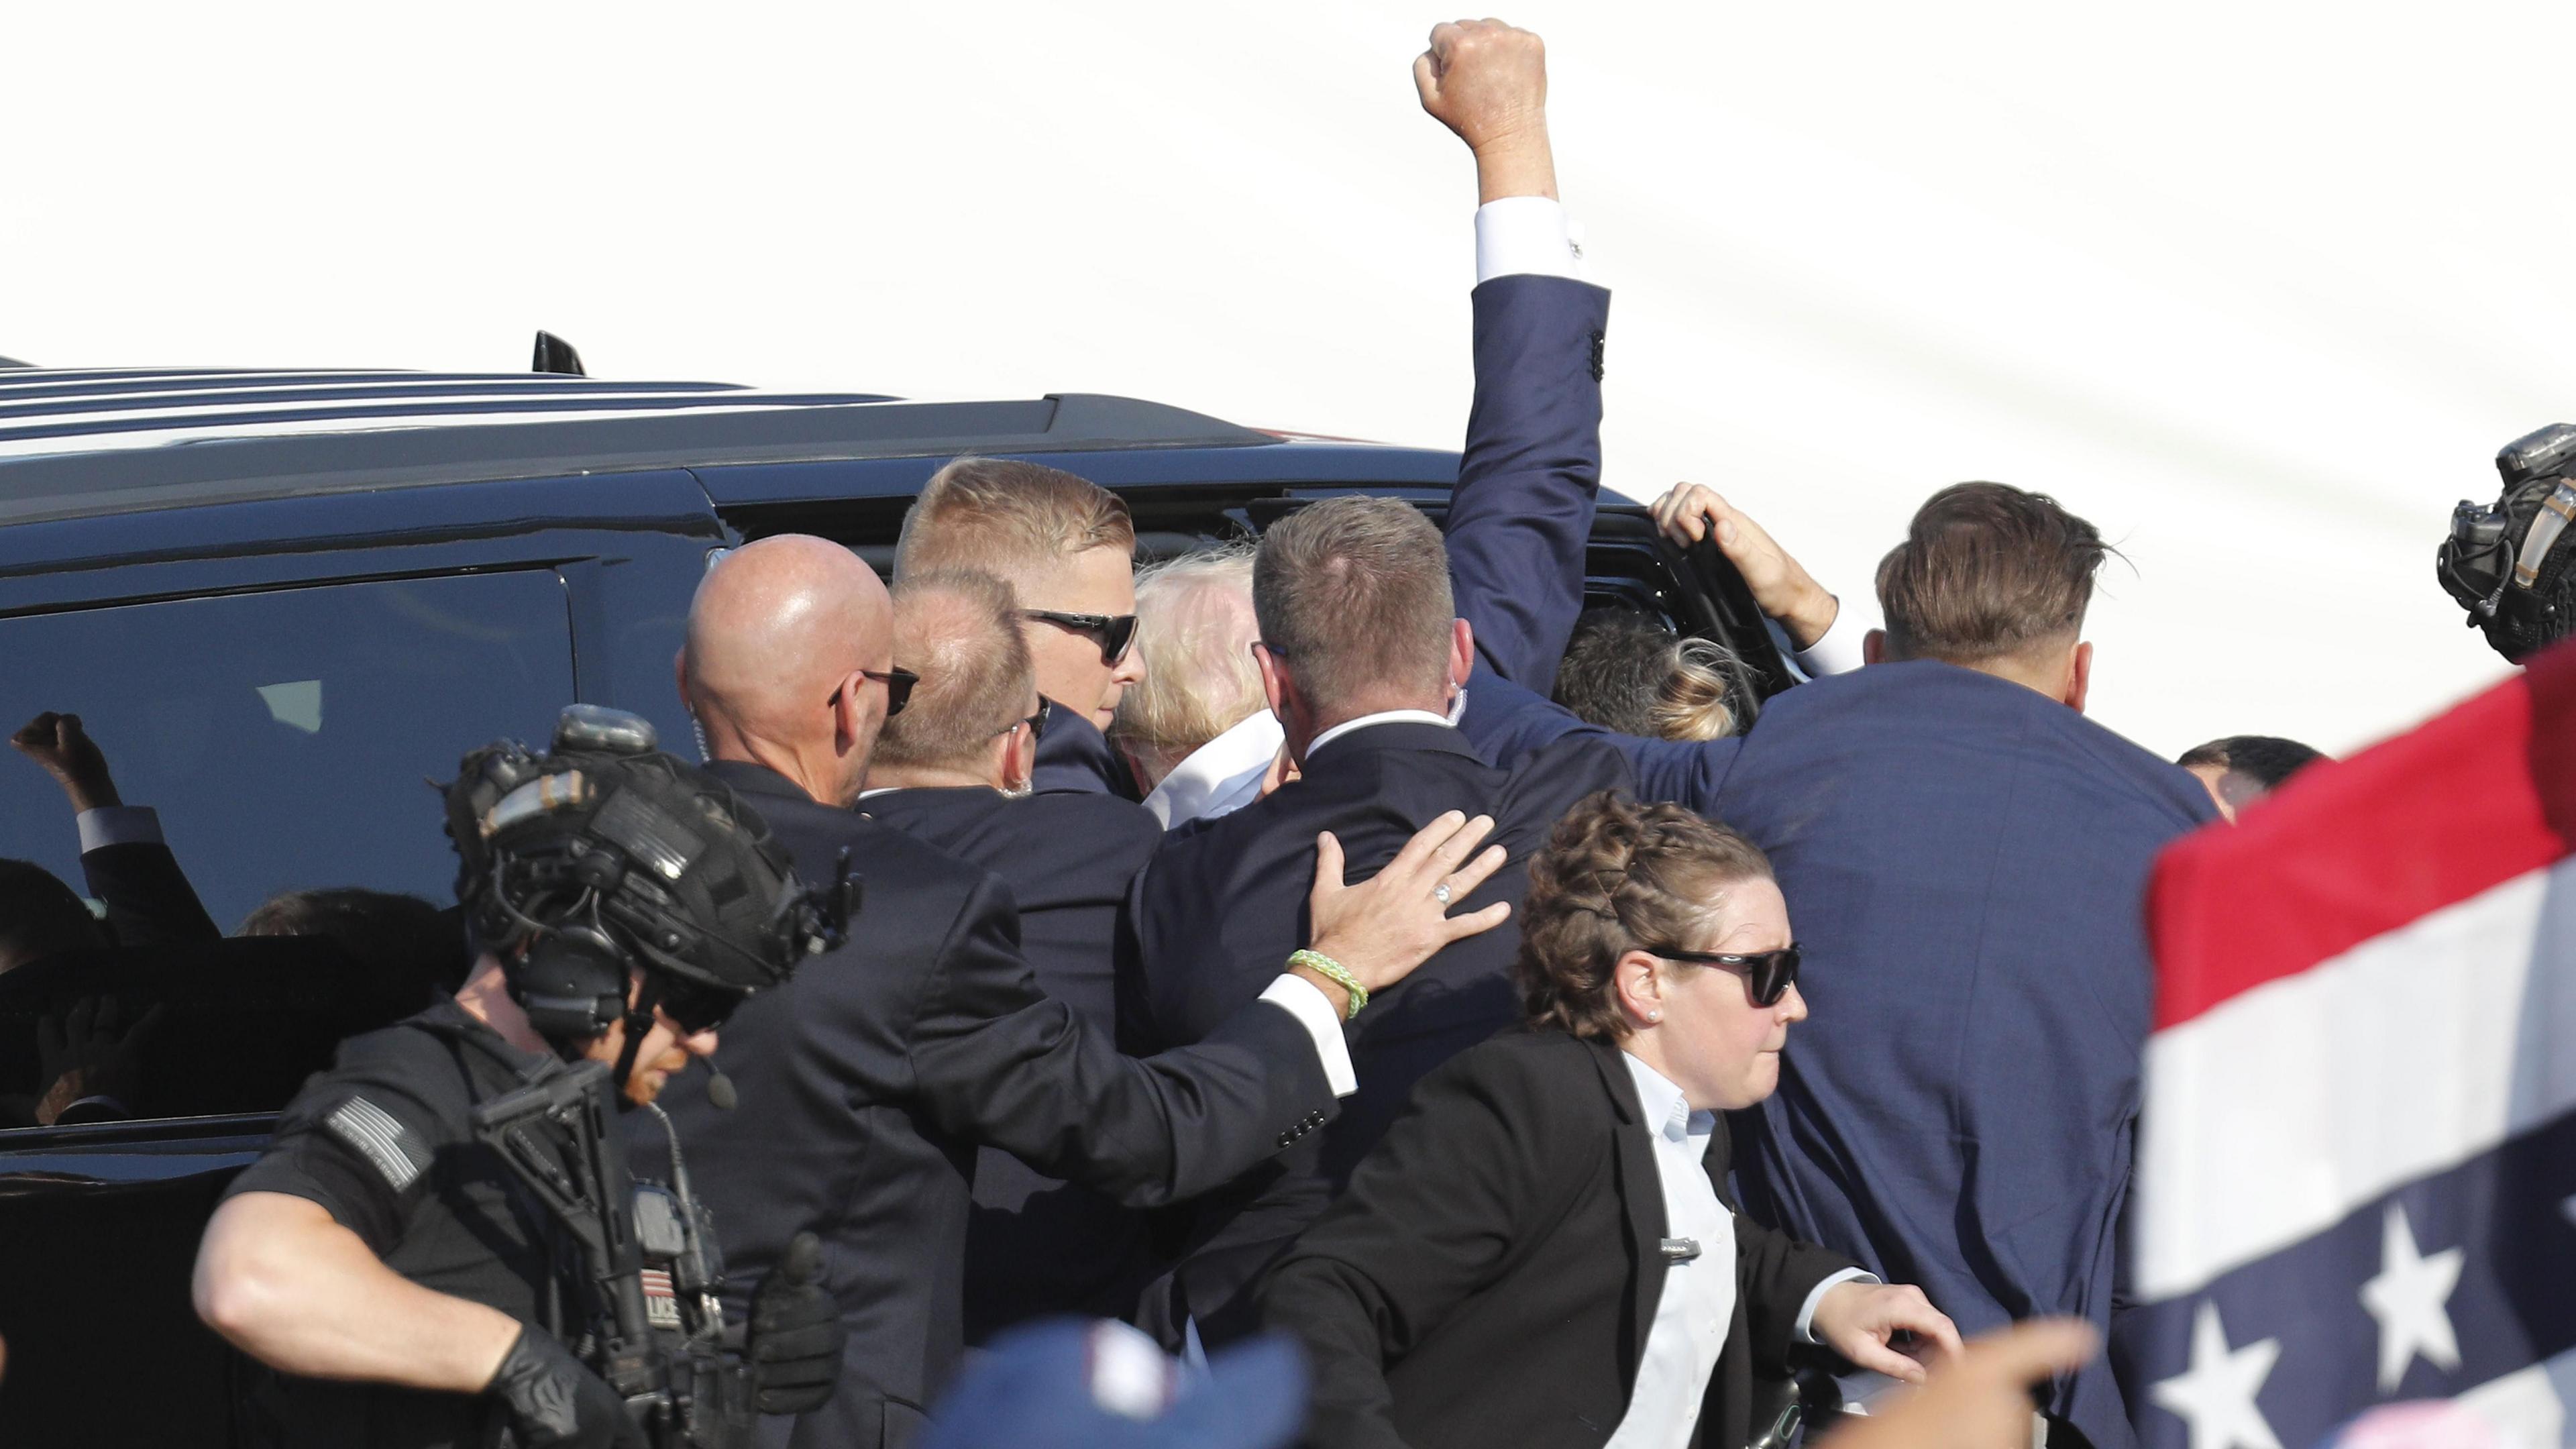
xmin=748 ymin=1231 xmax=845 ymax=1415
xmin=486 ymin=1322 xmax=646 ymax=1449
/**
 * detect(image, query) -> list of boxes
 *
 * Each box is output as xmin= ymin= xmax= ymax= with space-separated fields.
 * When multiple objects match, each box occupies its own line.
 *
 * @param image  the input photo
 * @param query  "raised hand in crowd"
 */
xmin=1821 ymin=1318 xmax=2098 ymax=1449
xmin=11 ymin=711 xmax=123 ymax=812
xmin=1807 ymin=1279 xmax=1966 ymax=1384
xmin=1651 ymin=483 xmax=1842 ymax=652
xmin=1414 ymin=17 xmax=1556 ymax=201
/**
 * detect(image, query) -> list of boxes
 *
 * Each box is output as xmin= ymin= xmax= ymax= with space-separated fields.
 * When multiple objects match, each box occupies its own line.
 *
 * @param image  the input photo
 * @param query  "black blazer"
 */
xmin=1128 ymin=722 xmax=1629 ymax=1337
xmin=649 ymin=762 xmax=1336 ymax=1449
xmin=1260 ymin=1028 xmax=1856 ymax=1449
xmin=859 ymin=784 xmax=1166 ymax=1342
xmin=1032 ymin=698 xmax=1142 ymax=800
xmin=79 ymin=838 xmax=219 ymax=946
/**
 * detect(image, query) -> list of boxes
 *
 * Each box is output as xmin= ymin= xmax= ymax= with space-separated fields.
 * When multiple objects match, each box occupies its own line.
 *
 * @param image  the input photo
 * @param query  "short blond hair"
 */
xmin=893 ymin=458 xmax=1135 ymax=594
xmin=1253 ymin=498 xmax=1454 ymax=718
xmin=875 ymin=570 xmax=1033 ymax=772
xmin=1115 ymin=543 xmax=1265 ymax=763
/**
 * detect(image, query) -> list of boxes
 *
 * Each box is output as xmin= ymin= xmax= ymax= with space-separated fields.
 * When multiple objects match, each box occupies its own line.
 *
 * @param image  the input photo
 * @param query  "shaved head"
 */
xmin=679 ymin=534 xmax=894 ymax=805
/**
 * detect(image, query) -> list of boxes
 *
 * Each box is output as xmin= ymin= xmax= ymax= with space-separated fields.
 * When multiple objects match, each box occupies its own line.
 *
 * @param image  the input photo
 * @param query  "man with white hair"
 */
xmin=1111 ymin=543 xmax=1285 ymax=828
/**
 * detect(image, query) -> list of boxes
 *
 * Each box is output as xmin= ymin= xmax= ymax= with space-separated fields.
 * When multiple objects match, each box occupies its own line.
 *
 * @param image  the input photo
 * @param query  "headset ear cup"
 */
xmin=508 ymin=926 xmax=632 ymax=1040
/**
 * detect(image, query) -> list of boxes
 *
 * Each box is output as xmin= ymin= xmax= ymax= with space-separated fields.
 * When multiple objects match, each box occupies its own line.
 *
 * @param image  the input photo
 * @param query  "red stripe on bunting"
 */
xmin=2147 ymin=638 xmax=2576 ymax=1031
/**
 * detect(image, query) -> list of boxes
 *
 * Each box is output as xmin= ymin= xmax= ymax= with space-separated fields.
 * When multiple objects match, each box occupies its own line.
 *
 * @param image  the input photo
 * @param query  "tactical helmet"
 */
xmin=443 ymin=705 xmax=845 ymax=1048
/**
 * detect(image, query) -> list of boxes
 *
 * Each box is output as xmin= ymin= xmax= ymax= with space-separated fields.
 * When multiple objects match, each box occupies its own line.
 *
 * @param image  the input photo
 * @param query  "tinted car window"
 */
xmin=0 ymin=570 xmax=577 ymax=929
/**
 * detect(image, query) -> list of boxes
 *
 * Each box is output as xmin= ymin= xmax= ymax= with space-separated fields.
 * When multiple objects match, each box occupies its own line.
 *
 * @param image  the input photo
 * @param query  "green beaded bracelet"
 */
xmin=1287 ymin=949 xmax=1368 ymax=1019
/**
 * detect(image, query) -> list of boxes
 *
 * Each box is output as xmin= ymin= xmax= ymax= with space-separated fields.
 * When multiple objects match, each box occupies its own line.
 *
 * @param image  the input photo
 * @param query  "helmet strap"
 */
xmin=610 ymin=973 xmax=663 ymax=1095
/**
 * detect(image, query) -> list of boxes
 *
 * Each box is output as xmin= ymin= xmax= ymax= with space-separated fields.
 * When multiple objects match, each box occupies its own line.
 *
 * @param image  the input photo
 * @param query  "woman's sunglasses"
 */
xmin=1022 ymin=609 xmax=1139 ymax=667
xmin=1645 ymin=944 xmax=1803 ymax=1007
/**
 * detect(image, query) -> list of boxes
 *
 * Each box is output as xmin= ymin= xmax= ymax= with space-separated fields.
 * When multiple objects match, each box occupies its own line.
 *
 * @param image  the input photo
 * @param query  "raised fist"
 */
xmin=1413 ymin=19 xmax=1548 ymax=156
xmin=11 ymin=712 xmax=121 ymax=811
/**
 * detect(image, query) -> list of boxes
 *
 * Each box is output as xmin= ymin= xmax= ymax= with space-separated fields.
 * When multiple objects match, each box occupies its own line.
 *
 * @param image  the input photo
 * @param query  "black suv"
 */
xmin=0 ymin=362 xmax=1786 ymax=1442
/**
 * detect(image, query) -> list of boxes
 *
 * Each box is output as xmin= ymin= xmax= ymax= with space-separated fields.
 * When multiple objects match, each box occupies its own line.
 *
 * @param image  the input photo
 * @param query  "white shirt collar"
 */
xmin=1141 ymin=710 xmax=1285 ymax=829
xmin=1305 ymin=706 xmax=1457 ymax=759
xmin=1620 ymin=1050 xmax=1713 ymax=1146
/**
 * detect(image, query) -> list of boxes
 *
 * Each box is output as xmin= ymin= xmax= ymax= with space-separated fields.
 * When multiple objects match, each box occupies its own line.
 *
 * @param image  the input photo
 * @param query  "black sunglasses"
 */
xmin=1645 ymin=944 xmax=1803 ymax=1007
xmin=828 ymin=666 xmax=919 ymax=718
xmin=1000 ymin=698 xmax=1053 ymax=743
xmin=1022 ymin=609 xmax=1138 ymax=667
xmin=655 ymin=976 xmax=742 ymax=1035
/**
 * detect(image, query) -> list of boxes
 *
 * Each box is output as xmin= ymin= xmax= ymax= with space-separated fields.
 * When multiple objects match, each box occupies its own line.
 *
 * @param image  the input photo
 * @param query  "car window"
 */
xmin=0 ymin=570 xmax=577 ymax=930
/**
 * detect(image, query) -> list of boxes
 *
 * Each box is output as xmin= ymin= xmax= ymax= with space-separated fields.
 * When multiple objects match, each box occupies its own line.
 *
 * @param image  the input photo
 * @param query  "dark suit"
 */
xmin=78 ymin=834 xmax=219 ymax=946
xmin=652 ymin=761 xmax=1338 ymax=1449
xmin=1128 ymin=721 xmax=1628 ymax=1340
xmin=1260 ymin=1028 xmax=1855 ymax=1449
xmin=1442 ymin=279 xmax=2214 ymax=1449
xmin=1031 ymin=697 xmax=1140 ymax=800
xmin=858 ymin=784 xmax=1165 ymax=1341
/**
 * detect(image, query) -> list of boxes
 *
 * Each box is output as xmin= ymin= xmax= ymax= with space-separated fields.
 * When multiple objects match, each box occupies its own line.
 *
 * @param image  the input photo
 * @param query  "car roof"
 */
xmin=0 ymin=367 xmax=1306 ymax=527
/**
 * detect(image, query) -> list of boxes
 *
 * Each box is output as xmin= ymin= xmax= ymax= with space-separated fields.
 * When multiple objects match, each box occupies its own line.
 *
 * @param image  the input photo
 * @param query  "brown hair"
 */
xmin=1515 ymin=791 xmax=1776 ymax=1040
xmin=875 ymin=570 xmax=1035 ymax=771
xmin=892 ymin=458 xmax=1136 ymax=594
xmin=1874 ymin=482 xmax=2110 ymax=663
xmin=1252 ymin=497 xmax=1454 ymax=719
xmin=1114 ymin=543 xmax=1266 ymax=764
xmin=1554 ymin=608 xmax=1742 ymax=742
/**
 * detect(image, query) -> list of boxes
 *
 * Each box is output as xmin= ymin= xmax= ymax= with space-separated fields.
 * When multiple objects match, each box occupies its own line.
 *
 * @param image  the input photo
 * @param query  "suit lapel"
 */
xmin=1585 ymin=1037 xmax=1670 ymax=1375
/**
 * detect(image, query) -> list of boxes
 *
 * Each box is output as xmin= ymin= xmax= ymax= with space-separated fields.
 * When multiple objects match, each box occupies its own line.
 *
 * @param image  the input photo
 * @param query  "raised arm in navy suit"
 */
xmin=1432 ymin=154 xmax=2216 ymax=1449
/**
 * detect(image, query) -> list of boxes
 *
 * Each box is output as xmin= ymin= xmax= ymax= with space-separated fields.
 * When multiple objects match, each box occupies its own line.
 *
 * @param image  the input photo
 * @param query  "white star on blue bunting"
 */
xmin=2358 ymin=1203 xmax=2464 ymax=1393
xmin=2150 ymin=1300 xmax=2284 ymax=1449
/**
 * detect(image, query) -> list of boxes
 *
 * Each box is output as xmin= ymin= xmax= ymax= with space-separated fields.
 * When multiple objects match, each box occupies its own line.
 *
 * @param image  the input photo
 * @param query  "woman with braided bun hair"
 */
xmin=1263 ymin=790 xmax=1962 ymax=1449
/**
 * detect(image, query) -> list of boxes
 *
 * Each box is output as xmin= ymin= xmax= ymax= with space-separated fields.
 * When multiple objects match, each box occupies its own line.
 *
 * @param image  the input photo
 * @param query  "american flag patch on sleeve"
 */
xmin=325 ymin=1095 xmax=427 ymax=1193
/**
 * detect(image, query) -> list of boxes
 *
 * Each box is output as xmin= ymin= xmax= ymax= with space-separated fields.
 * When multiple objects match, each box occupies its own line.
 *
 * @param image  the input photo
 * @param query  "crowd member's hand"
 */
xmin=1819 ymin=1318 xmax=2098 ymax=1449
xmin=1651 ymin=484 xmax=1841 ymax=650
xmin=11 ymin=712 xmax=123 ymax=812
xmin=749 ymin=1232 xmax=845 ymax=1415
xmin=484 ymin=1322 xmax=646 ymax=1449
xmin=1810 ymin=1280 xmax=1964 ymax=1383
xmin=34 ymin=996 xmax=165 ymax=1126
xmin=1299 ymin=811 xmax=1509 ymax=1013
xmin=1413 ymin=19 xmax=1556 ymax=202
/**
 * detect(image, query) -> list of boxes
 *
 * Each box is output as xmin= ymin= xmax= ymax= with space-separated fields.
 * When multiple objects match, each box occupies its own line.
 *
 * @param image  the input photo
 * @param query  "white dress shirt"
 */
xmin=1304 ymin=706 xmax=1456 ymax=759
xmin=1607 ymin=1053 xmax=1741 ymax=1449
xmin=1610 ymin=1053 xmax=1872 ymax=1447
xmin=75 ymin=804 xmax=164 ymax=852
xmin=1140 ymin=708 xmax=1284 ymax=829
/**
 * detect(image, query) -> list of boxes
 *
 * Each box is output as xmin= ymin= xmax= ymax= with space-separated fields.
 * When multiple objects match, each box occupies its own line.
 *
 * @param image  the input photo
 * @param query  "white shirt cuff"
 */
xmin=1475 ymin=195 xmax=1585 ymax=284
xmin=76 ymin=805 xmax=164 ymax=854
xmin=1791 ymin=595 xmax=1872 ymax=680
xmin=1258 ymin=975 xmax=1358 ymax=1097
xmin=1794 ymin=1267 xmax=1878 ymax=1344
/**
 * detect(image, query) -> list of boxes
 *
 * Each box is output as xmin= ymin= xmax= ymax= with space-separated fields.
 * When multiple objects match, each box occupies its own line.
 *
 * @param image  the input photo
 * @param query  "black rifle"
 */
xmin=474 ymin=1059 xmax=754 ymax=1449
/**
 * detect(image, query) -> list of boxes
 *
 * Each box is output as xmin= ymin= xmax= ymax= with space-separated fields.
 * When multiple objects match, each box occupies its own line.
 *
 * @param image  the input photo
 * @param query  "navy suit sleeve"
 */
xmin=79 ymin=841 xmax=221 ymax=946
xmin=1444 ymin=274 xmax=1611 ymax=696
xmin=1459 ymin=660 xmax=1739 ymax=816
xmin=908 ymin=875 xmax=1334 ymax=1208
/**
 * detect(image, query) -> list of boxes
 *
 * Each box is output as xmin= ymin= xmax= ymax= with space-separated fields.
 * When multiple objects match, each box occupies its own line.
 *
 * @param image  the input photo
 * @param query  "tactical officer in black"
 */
xmin=194 ymin=706 xmax=846 ymax=1448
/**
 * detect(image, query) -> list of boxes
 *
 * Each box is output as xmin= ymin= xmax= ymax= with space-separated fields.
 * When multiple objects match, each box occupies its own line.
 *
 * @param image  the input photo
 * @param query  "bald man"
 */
xmin=653 ymin=535 xmax=1511 ymax=1449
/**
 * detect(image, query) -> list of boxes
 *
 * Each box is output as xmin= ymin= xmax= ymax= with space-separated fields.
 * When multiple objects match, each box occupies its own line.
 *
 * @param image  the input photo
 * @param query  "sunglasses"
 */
xmin=656 ymin=976 xmax=742 ymax=1035
xmin=827 ymin=666 xmax=920 ymax=719
xmin=999 ymin=698 xmax=1053 ymax=743
xmin=1645 ymin=944 xmax=1803 ymax=1007
xmin=1022 ymin=608 xmax=1138 ymax=667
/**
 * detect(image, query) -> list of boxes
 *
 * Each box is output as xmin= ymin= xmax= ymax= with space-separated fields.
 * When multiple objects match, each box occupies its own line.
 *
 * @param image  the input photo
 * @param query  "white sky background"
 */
xmin=5 ymin=1 xmax=2565 ymax=758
